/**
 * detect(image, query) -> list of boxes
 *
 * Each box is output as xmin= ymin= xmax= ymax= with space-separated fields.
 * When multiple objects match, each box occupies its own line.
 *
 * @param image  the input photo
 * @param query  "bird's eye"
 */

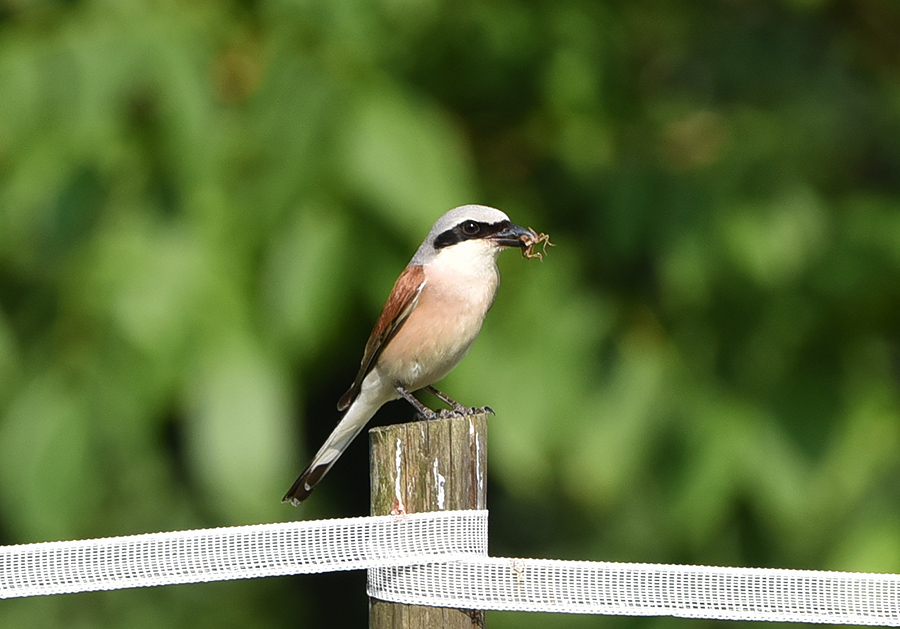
xmin=461 ymin=221 xmax=479 ymax=236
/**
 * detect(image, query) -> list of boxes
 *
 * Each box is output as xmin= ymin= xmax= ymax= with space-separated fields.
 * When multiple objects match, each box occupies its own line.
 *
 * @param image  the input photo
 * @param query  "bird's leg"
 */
xmin=425 ymin=385 xmax=495 ymax=418
xmin=395 ymin=385 xmax=438 ymax=420
xmin=424 ymin=385 xmax=467 ymax=413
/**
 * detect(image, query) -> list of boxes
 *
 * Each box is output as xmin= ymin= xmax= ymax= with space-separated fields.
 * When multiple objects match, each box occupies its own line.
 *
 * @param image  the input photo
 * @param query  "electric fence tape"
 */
xmin=2 ymin=509 xmax=899 ymax=626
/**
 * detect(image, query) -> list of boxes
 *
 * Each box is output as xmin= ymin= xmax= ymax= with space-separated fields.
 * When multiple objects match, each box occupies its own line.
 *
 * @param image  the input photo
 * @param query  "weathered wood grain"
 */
xmin=369 ymin=413 xmax=488 ymax=629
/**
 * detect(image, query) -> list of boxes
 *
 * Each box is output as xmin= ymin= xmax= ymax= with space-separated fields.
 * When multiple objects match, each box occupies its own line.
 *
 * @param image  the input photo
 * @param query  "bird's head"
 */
xmin=411 ymin=205 xmax=534 ymax=269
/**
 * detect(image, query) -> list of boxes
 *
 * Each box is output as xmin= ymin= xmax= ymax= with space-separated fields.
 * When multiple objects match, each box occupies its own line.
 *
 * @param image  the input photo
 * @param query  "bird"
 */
xmin=283 ymin=205 xmax=536 ymax=506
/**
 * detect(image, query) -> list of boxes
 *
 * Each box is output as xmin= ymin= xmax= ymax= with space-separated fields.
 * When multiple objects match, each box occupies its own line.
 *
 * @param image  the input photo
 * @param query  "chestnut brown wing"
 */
xmin=337 ymin=265 xmax=426 ymax=411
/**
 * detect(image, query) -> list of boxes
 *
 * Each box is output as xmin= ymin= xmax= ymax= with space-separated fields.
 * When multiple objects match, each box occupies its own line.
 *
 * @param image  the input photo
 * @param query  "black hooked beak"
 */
xmin=487 ymin=221 xmax=536 ymax=249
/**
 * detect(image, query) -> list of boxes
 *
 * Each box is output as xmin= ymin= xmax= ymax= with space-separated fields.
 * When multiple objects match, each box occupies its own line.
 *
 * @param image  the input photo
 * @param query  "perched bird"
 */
xmin=283 ymin=205 xmax=535 ymax=506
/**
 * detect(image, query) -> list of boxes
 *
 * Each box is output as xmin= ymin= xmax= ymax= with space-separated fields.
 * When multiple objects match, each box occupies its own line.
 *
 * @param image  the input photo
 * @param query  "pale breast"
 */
xmin=375 ymin=262 xmax=499 ymax=390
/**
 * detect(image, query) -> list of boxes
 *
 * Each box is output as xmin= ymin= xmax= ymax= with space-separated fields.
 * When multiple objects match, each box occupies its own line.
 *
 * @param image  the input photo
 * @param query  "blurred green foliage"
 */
xmin=2 ymin=0 xmax=900 ymax=627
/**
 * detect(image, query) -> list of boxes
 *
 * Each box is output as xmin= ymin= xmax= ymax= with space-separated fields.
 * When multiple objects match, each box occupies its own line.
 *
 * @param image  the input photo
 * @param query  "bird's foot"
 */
xmin=423 ymin=385 xmax=494 ymax=417
xmin=398 ymin=385 xmax=494 ymax=420
xmin=414 ymin=407 xmax=440 ymax=421
xmin=430 ymin=406 xmax=494 ymax=420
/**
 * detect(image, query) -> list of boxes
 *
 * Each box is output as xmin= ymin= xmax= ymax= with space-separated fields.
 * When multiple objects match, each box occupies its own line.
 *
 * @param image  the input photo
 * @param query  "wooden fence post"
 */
xmin=369 ymin=412 xmax=488 ymax=628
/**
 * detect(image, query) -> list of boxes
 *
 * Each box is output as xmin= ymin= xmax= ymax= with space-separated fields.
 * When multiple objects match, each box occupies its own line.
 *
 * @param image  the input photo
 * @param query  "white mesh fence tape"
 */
xmin=0 ymin=510 xmax=486 ymax=598
xmin=2 ymin=509 xmax=899 ymax=626
xmin=368 ymin=557 xmax=900 ymax=625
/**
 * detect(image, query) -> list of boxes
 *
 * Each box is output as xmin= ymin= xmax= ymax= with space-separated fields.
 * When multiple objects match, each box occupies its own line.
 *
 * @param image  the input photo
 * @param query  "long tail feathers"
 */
xmin=282 ymin=461 xmax=329 ymax=506
xmin=282 ymin=395 xmax=380 ymax=506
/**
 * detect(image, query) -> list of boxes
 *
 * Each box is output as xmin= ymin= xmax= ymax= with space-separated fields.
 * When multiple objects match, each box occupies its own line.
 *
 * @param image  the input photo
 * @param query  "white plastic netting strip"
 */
xmin=368 ymin=557 xmax=900 ymax=625
xmin=1 ymin=509 xmax=899 ymax=626
xmin=0 ymin=510 xmax=486 ymax=599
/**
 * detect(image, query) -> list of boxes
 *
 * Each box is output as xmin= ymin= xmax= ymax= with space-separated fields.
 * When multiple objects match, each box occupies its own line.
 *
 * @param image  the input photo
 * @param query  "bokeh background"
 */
xmin=2 ymin=0 xmax=900 ymax=627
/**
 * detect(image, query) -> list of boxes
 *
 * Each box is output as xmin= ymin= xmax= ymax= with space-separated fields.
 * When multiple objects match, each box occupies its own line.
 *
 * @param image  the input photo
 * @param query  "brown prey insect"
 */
xmin=520 ymin=228 xmax=554 ymax=260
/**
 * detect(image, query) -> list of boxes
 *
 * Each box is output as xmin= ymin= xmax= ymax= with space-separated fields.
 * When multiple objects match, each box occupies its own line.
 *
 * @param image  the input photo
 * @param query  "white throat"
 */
xmin=427 ymin=239 xmax=501 ymax=282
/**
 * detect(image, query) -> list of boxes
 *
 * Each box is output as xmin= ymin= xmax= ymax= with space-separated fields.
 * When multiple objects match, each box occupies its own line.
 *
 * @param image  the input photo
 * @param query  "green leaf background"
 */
xmin=2 ymin=0 xmax=900 ymax=626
